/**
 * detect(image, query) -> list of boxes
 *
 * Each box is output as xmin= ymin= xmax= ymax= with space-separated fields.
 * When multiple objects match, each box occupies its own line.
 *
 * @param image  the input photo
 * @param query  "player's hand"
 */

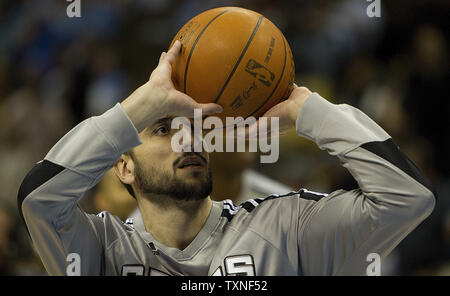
xmin=241 ymin=85 xmax=312 ymax=139
xmin=121 ymin=40 xmax=223 ymax=133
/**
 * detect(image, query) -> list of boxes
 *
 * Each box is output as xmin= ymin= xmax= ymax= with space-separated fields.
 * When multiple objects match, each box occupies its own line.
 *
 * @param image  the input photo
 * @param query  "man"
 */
xmin=128 ymin=151 xmax=293 ymax=233
xmin=18 ymin=41 xmax=435 ymax=275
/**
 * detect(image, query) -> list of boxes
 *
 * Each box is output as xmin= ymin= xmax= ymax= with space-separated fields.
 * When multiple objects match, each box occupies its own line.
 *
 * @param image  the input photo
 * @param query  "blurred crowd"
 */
xmin=0 ymin=0 xmax=448 ymax=275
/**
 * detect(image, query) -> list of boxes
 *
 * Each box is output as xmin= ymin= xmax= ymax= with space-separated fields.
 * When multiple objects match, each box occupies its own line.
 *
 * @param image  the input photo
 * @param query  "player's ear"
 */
xmin=114 ymin=154 xmax=135 ymax=186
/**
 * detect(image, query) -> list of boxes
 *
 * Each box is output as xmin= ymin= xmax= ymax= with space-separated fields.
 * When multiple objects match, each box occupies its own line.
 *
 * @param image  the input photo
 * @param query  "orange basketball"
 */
xmin=169 ymin=7 xmax=295 ymax=121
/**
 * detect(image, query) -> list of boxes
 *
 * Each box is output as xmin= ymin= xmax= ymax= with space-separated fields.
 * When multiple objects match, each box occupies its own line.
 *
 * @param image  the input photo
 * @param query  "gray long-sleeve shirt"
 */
xmin=18 ymin=93 xmax=435 ymax=275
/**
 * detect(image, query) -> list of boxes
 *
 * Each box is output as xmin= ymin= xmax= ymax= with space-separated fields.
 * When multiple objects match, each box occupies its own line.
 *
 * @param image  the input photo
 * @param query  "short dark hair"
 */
xmin=119 ymin=151 xmax=136 ymax=199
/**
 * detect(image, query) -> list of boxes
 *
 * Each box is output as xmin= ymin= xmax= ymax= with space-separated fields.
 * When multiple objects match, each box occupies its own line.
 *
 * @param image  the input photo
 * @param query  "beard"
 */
xmin=133 ymin=153 xmax=213 ymax=202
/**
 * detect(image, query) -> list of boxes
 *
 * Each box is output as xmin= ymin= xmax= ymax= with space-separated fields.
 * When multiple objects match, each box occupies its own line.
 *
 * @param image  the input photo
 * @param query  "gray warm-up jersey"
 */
xmin=128 ymin=169 xmax=293 ymax=229
xmin=18 ymin=93 xmax=435 ymax=276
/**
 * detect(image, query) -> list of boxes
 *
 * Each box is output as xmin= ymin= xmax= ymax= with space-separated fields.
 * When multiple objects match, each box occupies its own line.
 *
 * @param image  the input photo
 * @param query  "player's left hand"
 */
xmin=241 ymin=84 xmax=312 ymax=139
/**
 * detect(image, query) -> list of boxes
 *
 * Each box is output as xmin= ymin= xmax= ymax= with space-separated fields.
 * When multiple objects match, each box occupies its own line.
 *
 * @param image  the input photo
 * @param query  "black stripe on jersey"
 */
xmin=298 ymin=189 xmax=327 ymax=202
xmin=221 ymin=189 xmax=328 ymax=221
xmin=223 ymin=201 xmax=236 ymax=209
xmin=221 ymin=200 xmax=242 ymax=221
xmin=241 ymin=201 xmax=257 ymax=212
xmin=241 ymin=190 xmax=308 ymax=213
xmin=221 ymin=208 xmax=235 ymax=222
xmin=361 ymin=138 xmax=435 ymax=197
xmin=221 ymin=200 xmax=236 ymax=221
xmin=17 ymin=160 xmax=65 ymax=224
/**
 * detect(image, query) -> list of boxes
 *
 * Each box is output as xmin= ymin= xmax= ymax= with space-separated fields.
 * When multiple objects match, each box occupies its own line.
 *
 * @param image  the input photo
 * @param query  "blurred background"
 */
xmin=0 ymin=0 xmax=449 ymax=275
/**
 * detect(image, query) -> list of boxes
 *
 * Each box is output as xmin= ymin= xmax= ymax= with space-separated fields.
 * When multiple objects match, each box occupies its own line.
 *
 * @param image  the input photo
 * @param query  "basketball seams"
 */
xmin=214 ymin=15 xmax=264 ymax=104
xmin=173 ymin=7 xmax=293 ymax=120
xmin=184 ymin=9 xmax=231 ymax=93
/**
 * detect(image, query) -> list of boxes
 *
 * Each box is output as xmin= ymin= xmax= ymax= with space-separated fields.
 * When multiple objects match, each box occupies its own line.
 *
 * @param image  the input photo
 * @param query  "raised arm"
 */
xmin=18 ymin=41 xmax=222 ymax=275
xmin=293 ymin=92 xmax=435 ymax=275
xmin=18 ymin=104 xmax=142 ymax=275
xmin=257 ymin=86 xmax=435 ymax=275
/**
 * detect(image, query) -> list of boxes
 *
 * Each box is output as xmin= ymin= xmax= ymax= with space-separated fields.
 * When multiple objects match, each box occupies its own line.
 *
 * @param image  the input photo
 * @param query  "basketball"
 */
xmin=169 ymin=7 xmax=295 ymax=120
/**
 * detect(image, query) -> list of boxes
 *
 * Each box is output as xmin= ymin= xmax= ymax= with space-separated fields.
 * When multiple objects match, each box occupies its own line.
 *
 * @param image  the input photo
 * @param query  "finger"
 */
xmin=198 ymin=103 xmax=223 ymax=116
xmin=172 ymin=91 xmax=223 ymax=118
xmin=163 ymin=40 xmax=182 ymax=65
xmin=159 ymin=52 xmax=166 ymax=65
xmin=180 ymin=102 xmax=223 ymax=118
xmin=235 ymin=115 xmax=278 ymax=140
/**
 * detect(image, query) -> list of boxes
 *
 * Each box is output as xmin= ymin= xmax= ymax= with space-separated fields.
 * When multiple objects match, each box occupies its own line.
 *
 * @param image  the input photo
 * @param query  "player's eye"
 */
xmin=154 ymin=125 xmax=170 ymax=136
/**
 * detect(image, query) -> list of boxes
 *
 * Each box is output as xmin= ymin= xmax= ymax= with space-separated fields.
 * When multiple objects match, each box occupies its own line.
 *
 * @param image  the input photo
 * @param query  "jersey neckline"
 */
xmin=137 ymin=200 xmax=223 ymax=260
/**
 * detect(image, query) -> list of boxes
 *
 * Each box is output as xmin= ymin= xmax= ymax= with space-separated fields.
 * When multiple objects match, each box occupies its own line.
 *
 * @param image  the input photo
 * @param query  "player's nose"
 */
xmin=176 ymin=124 xmax=201 ymax=153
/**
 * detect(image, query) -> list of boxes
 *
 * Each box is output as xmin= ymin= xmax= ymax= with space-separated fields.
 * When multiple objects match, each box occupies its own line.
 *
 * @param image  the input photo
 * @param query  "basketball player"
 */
xmin=18 ymin=41 xmax=435 ymax=275
xmin=128 ymin=151 xmax=293 ymax=234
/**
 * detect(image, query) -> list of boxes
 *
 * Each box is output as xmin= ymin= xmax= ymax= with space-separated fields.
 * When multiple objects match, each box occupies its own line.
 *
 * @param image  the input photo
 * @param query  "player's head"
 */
xmin=114 ymin=116 xmax=212 ymax=203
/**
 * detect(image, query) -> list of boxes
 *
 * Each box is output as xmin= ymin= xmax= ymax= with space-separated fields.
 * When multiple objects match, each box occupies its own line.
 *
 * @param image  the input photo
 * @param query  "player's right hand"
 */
xmin=121 ymin=40 xmax=223 ymax=133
